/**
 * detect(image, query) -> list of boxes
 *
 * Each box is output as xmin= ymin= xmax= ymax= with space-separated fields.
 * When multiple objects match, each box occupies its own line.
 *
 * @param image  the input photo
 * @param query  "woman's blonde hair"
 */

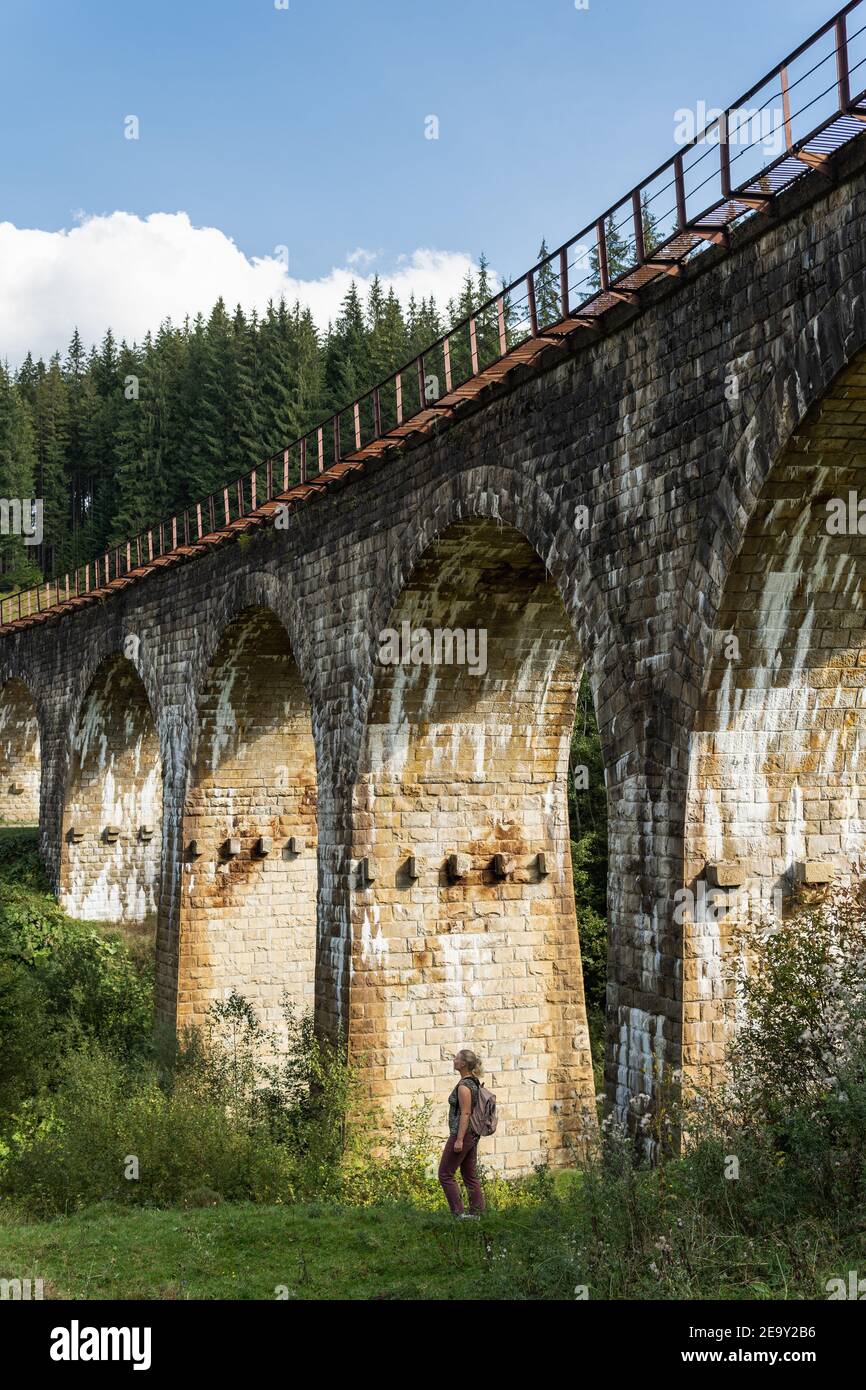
xmin=457 ymin=1048 xmax=482 ymax=1075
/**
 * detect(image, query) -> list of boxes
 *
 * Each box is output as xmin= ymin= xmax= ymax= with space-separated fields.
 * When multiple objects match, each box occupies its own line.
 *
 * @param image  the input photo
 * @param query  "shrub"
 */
xmin=1 ymin=1045 xmax=293 ymax=1216
xmin=0 ymin=839 xmax=154 ymax=1131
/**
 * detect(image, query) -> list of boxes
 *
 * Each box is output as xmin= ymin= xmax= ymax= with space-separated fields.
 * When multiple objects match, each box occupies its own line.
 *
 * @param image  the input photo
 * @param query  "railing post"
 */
xmin=333 ymin=415 xmax=341 ymax=463
xmin=417 ymin=355 xmax=427 ymax=410
xmin=496 ymin=295 xmax=507 ymax=356
xmin=373 ymin=387 xmax=383 ymax=436
xmin=300 ymin=438 xmax=307 ymax=483
xmin=674 ymin=153 xmax=687 ymax=231
xmin=780 ymin=66 xmax=793 ymax=150
xmin=317 ymin=427 xmax=324 ymax=472
xmin=632 ymin=190 xmax=646 ymax=265
xmin=283 ymin=448 xmax=290 ymax=490
xmin=527 ymin=272 xmax=539 ymax=336
xmin=353 ymin=401 xmax=362 ymax=449
xmin=719 ymin=110 xmax=732 ymax=198
xmin=596 ymin=218 xmax=610 ymax=292
xmin=559 ymin=248 xmax=570 ymax=318
xmin=251 ymin=469 xmax=257 ymax=511
xmin=443 ymin=339 xmax=453 ymax=393
xmin=837 ymin=14 xmax=850 ymax=111
xmin=395 ymin=374 xmax=403 ymax=425
xmin=469 ymin=319 xmax=479 ymax=375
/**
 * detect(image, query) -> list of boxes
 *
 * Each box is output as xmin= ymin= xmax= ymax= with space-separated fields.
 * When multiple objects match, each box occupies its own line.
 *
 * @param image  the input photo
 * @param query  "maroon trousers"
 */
xmin=438 ymin=1132 xmax=485 ymax=1215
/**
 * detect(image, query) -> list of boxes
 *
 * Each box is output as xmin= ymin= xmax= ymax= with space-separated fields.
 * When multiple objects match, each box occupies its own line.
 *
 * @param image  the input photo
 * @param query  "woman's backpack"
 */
xmin=468 ymin=1079 xmax=498 ymax=1137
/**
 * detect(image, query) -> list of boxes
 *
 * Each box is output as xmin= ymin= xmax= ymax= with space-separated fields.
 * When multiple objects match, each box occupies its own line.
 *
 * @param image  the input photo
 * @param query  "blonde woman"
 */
xmin=438 ymin=1048 xmax=486 ymax=1218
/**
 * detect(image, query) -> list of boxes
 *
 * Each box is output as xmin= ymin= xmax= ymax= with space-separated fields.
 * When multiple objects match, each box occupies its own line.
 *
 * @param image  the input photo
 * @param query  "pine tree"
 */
xmin=534 ymin=240 xmax=561 ymax=330
xmin=24 ymin=355 xmax=70 ymax=575
xmin=257 ymin=299 xmax=300 ymax=458
xmin=324 ymin=284 xmax=365 ymax=404
xmin=63 ymin=328 xmax=93 ymax=565
xmin=6 ymin=255 xmax=494 ymax=578
xmin=588 ymin=214 xmax=633 ymax=292
xmin=226 ymin=304 xmax=261 ymax=475
xmin=641 ymin=192 xmax=663 ymax=257
xmin=366 ymin=287 xmax=407 ymax=430
xmin=0 ymin=363 xmax=40 ymax=590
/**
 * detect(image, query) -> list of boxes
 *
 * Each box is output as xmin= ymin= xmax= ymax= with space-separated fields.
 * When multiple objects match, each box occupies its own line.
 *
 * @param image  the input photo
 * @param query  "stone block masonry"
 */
xmin=3 ymin=138 xmax=866 ymax=1167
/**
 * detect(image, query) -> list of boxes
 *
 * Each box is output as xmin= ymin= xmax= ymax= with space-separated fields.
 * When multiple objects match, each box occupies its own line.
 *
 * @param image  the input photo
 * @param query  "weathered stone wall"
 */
xmin=351 ymin=521 xmax=594 ymax=1169
xmin=2 ymin=139 xmax=866 ymax=1166
xmin=178 ymin=607 xmax=318 ymax=1034
xmin=0 ymin=678 xmax=40 ymax=823
xmin=684 ymin=352 xmax=866 ymax=1085
xmin=60 ymin=654 xmax=162 ymax=923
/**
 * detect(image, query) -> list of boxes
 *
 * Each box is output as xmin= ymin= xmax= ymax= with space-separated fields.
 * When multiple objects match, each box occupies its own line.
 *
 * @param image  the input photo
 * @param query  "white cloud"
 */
xmin=0 ymin=211 xmax=487 ymax=367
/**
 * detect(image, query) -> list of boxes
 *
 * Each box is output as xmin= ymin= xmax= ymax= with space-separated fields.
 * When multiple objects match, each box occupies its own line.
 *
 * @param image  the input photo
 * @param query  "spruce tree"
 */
xmin=0 ymin=363 xmax=40 ymax=590
xmin=25 ymin=355 xmax=70 ymax=575
xmin=588 ymin=213 xmax=633 ymax=292
xmin=641 ymin=192 xmax=663 ymax=257
xmin=534 ymin=240 xmax=561 ymax=329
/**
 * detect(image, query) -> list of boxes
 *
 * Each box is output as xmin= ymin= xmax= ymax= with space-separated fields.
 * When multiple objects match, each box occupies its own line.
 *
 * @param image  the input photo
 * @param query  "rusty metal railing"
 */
xmin=3 ymin=0 xmax=866 ymax=634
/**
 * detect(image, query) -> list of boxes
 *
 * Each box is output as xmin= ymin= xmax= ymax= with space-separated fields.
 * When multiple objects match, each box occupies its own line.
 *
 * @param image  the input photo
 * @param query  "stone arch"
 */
xmin=361 ymin=465 xmax=625 ymax=774
xmin=0 ymin=678 xmax=41 ymax=824
xmin=679 ymin=255 xmax=866 ymax=691
xmin=683 ymin=346 xmax=866 ymax=1084
xmin=351 ymin=516 xmax=597 ymax=1173
xmin=179 ymin=569 xmax=319 ymax=745
xmin=177 ymin=605 xmax=318 ymax=1034
xmin=60 ymin=653 xmax=163 ymax=923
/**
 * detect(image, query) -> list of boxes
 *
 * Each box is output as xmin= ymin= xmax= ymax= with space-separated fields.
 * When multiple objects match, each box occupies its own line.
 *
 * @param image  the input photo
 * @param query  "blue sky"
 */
xmin=0 ymin=0 xmax=843 ymax=360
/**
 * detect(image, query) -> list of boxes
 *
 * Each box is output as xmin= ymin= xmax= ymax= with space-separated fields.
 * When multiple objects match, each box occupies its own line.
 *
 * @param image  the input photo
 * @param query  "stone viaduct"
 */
xmin=3 ymin=47 xmax=866 ymax=1170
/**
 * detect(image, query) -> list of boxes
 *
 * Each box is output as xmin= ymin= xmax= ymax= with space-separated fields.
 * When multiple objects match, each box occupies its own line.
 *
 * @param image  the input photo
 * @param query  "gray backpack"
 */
xmin=468 ymin=1078 xmax=498 ymax=1137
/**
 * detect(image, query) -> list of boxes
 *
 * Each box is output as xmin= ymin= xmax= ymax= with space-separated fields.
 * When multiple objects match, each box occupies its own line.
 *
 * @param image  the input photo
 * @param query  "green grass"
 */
xmin=0 ymin=1200 xmax=525 ymax=1301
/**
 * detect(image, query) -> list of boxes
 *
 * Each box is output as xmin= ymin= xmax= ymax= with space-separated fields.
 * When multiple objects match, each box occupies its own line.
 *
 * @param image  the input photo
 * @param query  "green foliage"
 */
xmin=567 ymin=675 xmax=608 ymax=1071
xmin=1 ymin=821 xmax=864 ymax=1303
xmin=0 ymin=829 xmax=153 ymax=1132
xmin=1 ymin=1046 xmax=293 ymax=1217
xmin=588 ymin=212 xmax=634 ymax=291
xmin=726 ymin=891 xmax=866 ymax=1126
xmin=476 ymin=899 xmax=866 ymax=1299
xmin=0 ymin=362 xmax=41 ymax=591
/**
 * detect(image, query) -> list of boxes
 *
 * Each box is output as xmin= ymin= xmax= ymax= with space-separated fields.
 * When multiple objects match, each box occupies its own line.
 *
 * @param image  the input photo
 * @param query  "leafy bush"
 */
xmin=0 ymin=990 xmax=443 ymax=1216
xmin=1 ymin=1046 xmax=293 ymax=1217
xmin=476 ymin=894 xmax=866 ymax=1298
xmin=0 ymin=831 xmax=154 ymax=1131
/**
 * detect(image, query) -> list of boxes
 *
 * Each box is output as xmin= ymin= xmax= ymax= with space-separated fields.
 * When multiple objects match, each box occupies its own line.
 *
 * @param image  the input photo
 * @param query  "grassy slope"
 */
xmin=0 ymin=1202 xmax=520 ymax=1301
